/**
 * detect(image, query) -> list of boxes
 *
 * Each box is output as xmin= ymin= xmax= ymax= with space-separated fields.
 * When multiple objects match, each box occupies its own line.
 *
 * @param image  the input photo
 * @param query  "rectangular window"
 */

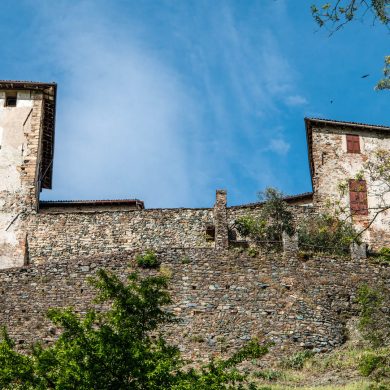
xmin=346 ymin=134 xmax=360 ymax=153
xmin=5 ymin=93 xmax=17 ymax=107
xmin=349 ymin=179 xmax=368 ymax=215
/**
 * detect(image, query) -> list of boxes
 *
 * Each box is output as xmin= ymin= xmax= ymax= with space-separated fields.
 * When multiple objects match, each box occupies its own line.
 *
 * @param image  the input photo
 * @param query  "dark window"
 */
xmin=349 ymin=179 xmax=368 ymax=215
xmin=5 ymin=94 xmax=17 ymax=107
xmin=205 ymin=224 xmax=215 ymax=241
xmin=346 ymin=134 xmax=360 ymax=153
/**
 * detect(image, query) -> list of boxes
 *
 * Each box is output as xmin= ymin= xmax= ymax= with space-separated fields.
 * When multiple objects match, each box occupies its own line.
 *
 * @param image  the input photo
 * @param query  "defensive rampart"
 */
xmin=1 ymin=248 xmax=388 ymax=361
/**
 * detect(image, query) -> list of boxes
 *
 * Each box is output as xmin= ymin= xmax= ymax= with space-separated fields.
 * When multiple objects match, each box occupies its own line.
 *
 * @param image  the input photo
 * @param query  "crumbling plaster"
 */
xmin=312 ymin=126 xmax=390 ymax=247
xmin=0 ymin=91 xmax=44 ymax=269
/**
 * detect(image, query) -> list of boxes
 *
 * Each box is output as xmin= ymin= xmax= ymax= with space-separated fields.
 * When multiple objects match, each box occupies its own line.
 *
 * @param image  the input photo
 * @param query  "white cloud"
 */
xmin=267 ymin=139 xmax=291 ymax=155
xmin=285 ymin=94 xmax=308 ymax=107
xmin=31 ymin=1 xmax=305 ymax=207
xmin=36 ymin=2 xmax=198 ymax=207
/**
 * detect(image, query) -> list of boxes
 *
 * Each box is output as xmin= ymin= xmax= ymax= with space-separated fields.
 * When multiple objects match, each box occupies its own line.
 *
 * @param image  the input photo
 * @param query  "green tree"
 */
xmin=311 ymin=1 xmax=390 ymax=89
xmin=0 ymin=269 xmax=267 ymax=389
xmin=234 ymin=187 xmax=294 ymax=250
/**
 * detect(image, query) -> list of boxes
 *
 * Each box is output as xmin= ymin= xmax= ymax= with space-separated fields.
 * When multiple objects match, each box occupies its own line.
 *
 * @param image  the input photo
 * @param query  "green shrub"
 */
xmin=136 ymin=250 xmax=159 ymax=268
xmin=280 ymin=350 xmax=314 ymax=370
xmin=234 ymin=187 xmax=294 ymax=251
xmin=359 ymin=353 xmax=385 ymax=376
xmin=298 ymin=213 xmax=358 ymax=255
xmin=253 ymin=369 xmax=283 ymax=381
xmin=247 ymin=247 xmax=259 ymax=258
xmin=357 ymin=285 xmax=390 ymax=348
xmin=374 ymin=247 xmax=390 ymax=264
xmin=181 ymin=256 xmax=191 ymax=264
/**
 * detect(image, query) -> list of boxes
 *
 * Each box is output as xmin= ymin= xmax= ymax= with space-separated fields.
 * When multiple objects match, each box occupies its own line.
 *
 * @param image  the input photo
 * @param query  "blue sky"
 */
xmin=1 ymin=0 xmax=388 ymax=207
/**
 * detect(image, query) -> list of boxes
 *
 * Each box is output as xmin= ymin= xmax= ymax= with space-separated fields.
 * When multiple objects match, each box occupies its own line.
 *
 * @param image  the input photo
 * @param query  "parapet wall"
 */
xmin=24 ymin=198 xmax=317 ymax=266
xmin=24 ymin=208 xmax=214 ymax=265
xmin=0 ymin=248 xmax=388 ymax=361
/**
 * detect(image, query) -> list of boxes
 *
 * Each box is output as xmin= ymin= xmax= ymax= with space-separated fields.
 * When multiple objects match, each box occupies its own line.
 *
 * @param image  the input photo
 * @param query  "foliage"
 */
xmin=377 ymin=247 xmax=390 ymax=263
xmin=311 ymin=1 xmax=390 ymax=89
xmin=280 ymin=350 xmax=314 ymax=370
xmin=298 ymin=213 xmax=358 ymax=255
xmin=136 ymin=250 xmax=160 ymax=268
xmin=0 ymin=269 xmax=268 ymax=389
xmin=252 ymin=369 xmax=283 ymax=381
xmin=247 ymin=247 xmax=259 ymax=258
xmin=370 ymin=247 xmax=390 ymax=264
xmin=234 ymin=188 xmax=294 ymax=250
xmin=358 ymin=351 xmax=390 ymax=389
xmin=359 ymin=353 xmax=386 ymax=376
xmin=357 ymin=285 xmax=390 ymax=348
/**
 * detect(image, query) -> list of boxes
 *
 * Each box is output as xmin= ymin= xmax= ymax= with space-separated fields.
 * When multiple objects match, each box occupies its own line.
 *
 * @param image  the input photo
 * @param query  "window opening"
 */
xmin=349 ymin=179 xmax=368 ymax=215
xmin=5 ymin=93 xmax=17 ymax=107
xmin=346 ymin=134 xmax=360 ymax=153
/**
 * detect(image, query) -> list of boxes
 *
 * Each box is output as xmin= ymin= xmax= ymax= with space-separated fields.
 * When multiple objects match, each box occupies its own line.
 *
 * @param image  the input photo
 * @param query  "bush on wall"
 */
xmin=297 ymin=213 xmax=358 ymax=255
xmin=234 ymin=187 xmax=294 ymax=250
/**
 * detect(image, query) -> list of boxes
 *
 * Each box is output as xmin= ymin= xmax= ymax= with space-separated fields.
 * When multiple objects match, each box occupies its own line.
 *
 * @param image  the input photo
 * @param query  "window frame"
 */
xmin=346 ymin=134 xmax=360 ymax=154
xmin=4 ymin=93 xmax=17 ymax=108
xmin=349 ymin=179 xmax=368 ymax=216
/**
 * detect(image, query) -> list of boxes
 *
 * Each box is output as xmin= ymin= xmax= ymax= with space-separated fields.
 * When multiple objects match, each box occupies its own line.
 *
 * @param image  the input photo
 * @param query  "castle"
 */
xmin=1 ymin=80 xmax=389 ymax=269
xmin=0 ymin=80 xmax=389 ymax=358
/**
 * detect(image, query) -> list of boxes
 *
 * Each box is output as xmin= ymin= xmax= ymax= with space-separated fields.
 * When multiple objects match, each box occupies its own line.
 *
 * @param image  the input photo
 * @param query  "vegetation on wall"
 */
xmin=356 ymin=285 xmax=390 ymax=388
xmin=298 ymin=213 xmax=359 ymax=255
xmin=0 ymin=269 xmax=268 ymax=390
xmin=234 ymin=187 xmax=294 ymax=250
xmin=136 ymin=250 xmax=160 ymax=269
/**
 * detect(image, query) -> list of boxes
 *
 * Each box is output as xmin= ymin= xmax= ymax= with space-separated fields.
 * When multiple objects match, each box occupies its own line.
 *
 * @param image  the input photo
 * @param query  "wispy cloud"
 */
xmin=267 ymin=139 xmax=291 ymax=155
xmin=35 ymin=2 xmax=198 ymax=207
xmin=285 ymin=94 xmax=308 ymax=107
xmin=31 ymin=1 xmax=306 ymax=207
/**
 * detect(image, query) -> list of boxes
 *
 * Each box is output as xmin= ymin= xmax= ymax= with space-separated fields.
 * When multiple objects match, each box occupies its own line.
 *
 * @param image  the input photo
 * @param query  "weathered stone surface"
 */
xmin=310 ymin=123 xmax=390 ymax=249
xmin=0 ymin=249 xmax=388 ymax=361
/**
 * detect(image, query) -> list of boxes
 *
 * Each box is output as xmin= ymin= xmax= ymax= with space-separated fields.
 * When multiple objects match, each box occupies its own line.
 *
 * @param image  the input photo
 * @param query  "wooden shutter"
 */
xmin=346 ymin=134 xmax=360 ymax=153
xmin=349 ymin=179 xmax=368 ymax=215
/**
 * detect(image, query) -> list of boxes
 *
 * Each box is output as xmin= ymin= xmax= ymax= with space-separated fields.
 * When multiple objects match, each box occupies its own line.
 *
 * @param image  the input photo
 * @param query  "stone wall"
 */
xmin=24 ymin=208 xmax=214 ymax=265
xmin=24 ymin=197 xmax=317 ymax=266
xmin=0 ymin=248 xmax=388 ymax=361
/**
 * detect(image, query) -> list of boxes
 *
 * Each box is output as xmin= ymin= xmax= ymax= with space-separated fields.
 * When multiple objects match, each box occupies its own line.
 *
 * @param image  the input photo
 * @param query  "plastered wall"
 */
xmin=311 ymin=126 xmax=390 ymax=248
xmin=0 ymin=91 xmax=44 ymax=269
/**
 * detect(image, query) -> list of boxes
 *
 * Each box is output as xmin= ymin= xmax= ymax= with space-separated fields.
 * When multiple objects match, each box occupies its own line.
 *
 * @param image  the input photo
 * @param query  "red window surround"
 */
xmin=346 ymin=134 xmax=360 ymax=153
xmin=349 ymin=179 xmax=368 ymax=215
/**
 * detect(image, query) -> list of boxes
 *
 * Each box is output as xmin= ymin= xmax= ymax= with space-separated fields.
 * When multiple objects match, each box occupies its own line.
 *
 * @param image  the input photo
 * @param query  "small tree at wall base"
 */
xmin=0 ymin=269 xmax=268 ymax=390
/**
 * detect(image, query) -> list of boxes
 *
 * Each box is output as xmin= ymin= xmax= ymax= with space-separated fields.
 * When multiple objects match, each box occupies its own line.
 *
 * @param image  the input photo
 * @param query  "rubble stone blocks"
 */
xmin=1 ymin=81 xmax=390 ymax=361
xmin=214 ymin=190 xmax=228 ymax=250
xmin=0 ymin=249 xmax=388 ymax=360
xmin=282 ymin=231 xmax=299 ymax=256
xmin=350 ymin=242 xmax=367 ymax=260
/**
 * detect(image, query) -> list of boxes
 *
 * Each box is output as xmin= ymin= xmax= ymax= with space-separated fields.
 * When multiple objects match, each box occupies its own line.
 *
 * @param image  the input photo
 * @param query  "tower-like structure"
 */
xmin=305 ymin=118 xmax=390 ymax=247
xmin=0 ymin=81 xmax=56 ymax=268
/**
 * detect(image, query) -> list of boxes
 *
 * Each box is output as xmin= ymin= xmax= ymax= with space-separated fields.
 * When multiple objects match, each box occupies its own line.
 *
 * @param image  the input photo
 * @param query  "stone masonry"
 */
xmin=0 ymin=249 xmax=389 ymax=361
xmin=0 ymin=81 xmax=390 ymax=361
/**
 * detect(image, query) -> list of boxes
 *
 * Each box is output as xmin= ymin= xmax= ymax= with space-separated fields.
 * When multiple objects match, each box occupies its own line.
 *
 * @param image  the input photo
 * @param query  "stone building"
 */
xmin=0 ymin=80 xmax=390 ymax=270
xmin=0 ymin=80 xmax=389 ymax=358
